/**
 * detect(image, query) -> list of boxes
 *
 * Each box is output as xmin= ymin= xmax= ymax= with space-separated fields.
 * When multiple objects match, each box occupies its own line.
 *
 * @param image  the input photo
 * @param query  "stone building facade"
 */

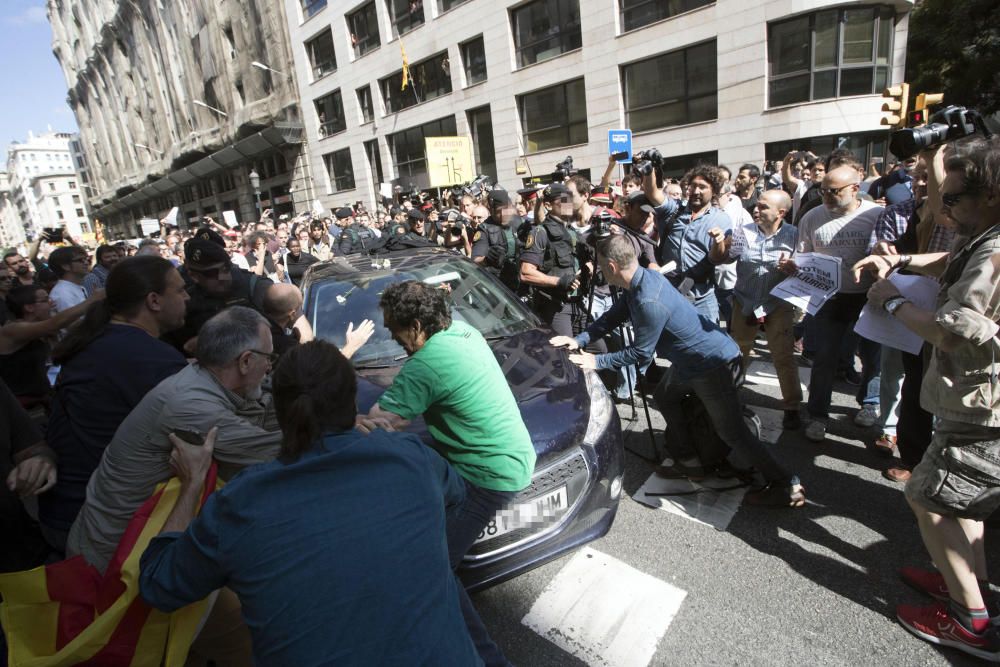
xmin=5 ymin=131 xmax=88 ymax=242
xmin=48 ymin=0 xmax=311 ymax=238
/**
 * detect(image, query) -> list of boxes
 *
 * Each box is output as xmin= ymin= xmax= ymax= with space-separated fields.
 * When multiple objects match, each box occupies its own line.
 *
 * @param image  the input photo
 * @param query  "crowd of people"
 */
xmin=1 ymin=134 xmax=999 ymax=662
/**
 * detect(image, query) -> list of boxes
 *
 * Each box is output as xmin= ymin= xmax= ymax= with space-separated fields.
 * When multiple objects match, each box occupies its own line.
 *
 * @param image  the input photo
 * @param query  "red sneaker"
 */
xmin=897 ymin=602 xmax=1000 ymax=661
xmin=900 ymin=566 xmax=949 ymax=601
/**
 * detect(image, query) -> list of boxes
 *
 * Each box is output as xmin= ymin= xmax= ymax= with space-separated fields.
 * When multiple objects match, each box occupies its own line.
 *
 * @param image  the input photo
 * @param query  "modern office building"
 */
xmin=284 ymin=0 xmax=913 ymax=209
xmin=5 ymin=131 xmax=89 ymax=241
xmin=47 ymin=0 xmax=309 ymax=238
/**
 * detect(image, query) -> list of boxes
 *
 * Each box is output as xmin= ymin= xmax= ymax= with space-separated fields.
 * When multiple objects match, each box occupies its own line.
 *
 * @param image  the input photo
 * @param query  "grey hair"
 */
xmin=596 ymin=234 xmax=637 ymax=269
xmin=196 ymin=306 xmax=268 ymax=367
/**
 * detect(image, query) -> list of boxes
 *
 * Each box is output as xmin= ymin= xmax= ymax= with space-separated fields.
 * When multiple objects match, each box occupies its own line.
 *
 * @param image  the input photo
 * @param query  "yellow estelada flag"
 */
xmin=400 ymin=41 xmax=410 ymax=91
xmin=0 ymin=466 xmax=223 ymax=666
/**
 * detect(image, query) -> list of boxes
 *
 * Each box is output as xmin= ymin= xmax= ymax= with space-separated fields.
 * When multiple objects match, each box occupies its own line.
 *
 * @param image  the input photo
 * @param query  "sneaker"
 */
xmin=782 ymin=410 xmax=802 ymax=430
xmin=854 ymin=405 xmax=880 ymax=428
xmin=745 ymin=483 xmax=806 ymax=508
xmin=897 ymin=601 xmax=1000 ymax=661
xmin=900 ymin=567 xmax=1000 ymax=626
xmin=804 ymin=420 xmax=827 ymax=442
xmin=873 ymin=433 xmax=898 ymax=456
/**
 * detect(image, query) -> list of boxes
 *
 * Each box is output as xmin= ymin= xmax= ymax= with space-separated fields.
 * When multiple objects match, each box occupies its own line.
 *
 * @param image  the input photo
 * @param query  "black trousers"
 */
xmin=897 ymin=348 xmax=933 ymax=469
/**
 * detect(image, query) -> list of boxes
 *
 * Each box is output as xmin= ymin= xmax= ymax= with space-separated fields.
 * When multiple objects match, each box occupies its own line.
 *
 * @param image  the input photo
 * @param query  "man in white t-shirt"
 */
xmin=793 ymin=166 xmax=883 ymax=441
xmin=46 ymin=246 xmax=89 ymax=313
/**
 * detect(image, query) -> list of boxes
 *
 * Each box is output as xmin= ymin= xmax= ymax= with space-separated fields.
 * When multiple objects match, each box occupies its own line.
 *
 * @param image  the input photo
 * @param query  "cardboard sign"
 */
xmin=138 ymin=218 xmax=160 ymax=236
xmin=426 ymin=136 xmax=474 ymax=187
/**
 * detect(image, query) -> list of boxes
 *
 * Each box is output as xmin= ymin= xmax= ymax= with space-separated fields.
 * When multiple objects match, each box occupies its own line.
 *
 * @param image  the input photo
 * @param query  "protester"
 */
xmin=47 ymin=246 xmax=90 ymax=313
xmin=282 ymin=237 xmax=319 ymax=286
xmin=853 ymin=137 xmax=1000 ymax=659
xmin=82 ymin=244 xmax=120 ymax=296
xmin=139 ymin=341 xmax=480 ymax=665
xmin=359 ymin=280 xmax=536 ymax=666
xmin=39 ymin=257 xmax=189 ymax=550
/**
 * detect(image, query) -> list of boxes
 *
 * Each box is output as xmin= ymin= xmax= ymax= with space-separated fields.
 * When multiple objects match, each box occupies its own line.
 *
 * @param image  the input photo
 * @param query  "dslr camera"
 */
xmin=552 ymin=156 xmax=577 ymax=181
xmin=632 ymin=148 xmax=664 ymax=187
xmin=890 ymin=105 xmax=992 ymax=158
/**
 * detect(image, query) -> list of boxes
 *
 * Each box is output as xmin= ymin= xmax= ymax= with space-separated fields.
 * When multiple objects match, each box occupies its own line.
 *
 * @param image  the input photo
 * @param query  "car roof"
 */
xmin=303 ymin=247 xmax=466 ymax=285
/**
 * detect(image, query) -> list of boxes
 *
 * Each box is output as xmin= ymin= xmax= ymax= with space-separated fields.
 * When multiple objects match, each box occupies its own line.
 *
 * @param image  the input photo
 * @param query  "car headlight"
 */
xmin=582 ymin=368 xmax=613 ymax=445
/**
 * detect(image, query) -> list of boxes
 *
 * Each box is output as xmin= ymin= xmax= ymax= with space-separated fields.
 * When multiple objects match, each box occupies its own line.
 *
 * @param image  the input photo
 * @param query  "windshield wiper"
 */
xmin=353 ymin=353 xmax=408 ymax=369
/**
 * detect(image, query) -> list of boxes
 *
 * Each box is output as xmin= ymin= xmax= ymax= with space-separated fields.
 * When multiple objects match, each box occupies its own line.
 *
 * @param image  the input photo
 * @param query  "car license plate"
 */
xmin=475 ymin=486 xmax=569 ymax=544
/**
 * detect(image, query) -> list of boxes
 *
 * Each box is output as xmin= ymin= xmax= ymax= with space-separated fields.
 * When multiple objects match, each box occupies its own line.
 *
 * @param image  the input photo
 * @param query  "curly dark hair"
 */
xmin=683 ymin=164 xmax=726 ymax=197
xmin=379 ymin=280 xmax=452 ymax=338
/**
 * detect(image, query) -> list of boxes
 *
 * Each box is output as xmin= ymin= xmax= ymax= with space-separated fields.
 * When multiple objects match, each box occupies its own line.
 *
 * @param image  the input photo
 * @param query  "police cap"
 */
xmin=542 ymin=182 xmax=572 ymax=203
xmin=184 ymin=239 xmax=231 ymax=270
xmin=334 ymin=207 xmax=354 ymax=220
xmin=193 ymin=226 xmax=226 ymax=247
xmin=487 ymin=189 xmax=511 ymax=206
xmin=407 ymin=209 xmax=425 ymax=222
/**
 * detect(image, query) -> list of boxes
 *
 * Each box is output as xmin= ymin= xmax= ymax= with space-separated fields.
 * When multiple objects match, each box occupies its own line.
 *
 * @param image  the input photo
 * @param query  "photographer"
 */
xmin=519 ymin=183 xmax=585 ymax=336
xmin=853 ymin=137 xmax=1000 ymax=658
xmin=433 ymin=210 xmax=472 ymax=255
xmin=781 ymin=150 xmax=824 ymax=221
xmin=471 ymin=189 xmax=522 ymax=292
xmin=645 ymin=161 xmax=733 ymax=323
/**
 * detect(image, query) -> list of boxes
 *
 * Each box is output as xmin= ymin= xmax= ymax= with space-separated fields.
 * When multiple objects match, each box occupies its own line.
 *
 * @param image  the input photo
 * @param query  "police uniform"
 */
xmin=338 ymin=218 xmax=378 ymax=254
xmin=472 ymin=190 xmax=522 ymax=292
xmin=520 ymin=184 xmax=584 ymax=336
xmin=166 ymin=239 xmax=273 ymax=352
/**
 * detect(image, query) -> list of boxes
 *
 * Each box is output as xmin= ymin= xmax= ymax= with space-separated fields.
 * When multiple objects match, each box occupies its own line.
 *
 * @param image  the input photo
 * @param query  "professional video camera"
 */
xmin=890 ymin=106 xmax=993 ymax=159
xmin=436 ymin=208 xmax=468 ymax=236
xmin=631 ymin=148 xmax=664 ymax=187
xmin=552 ymin=156 xmax=578 ymax=180
xmin=590 ymin=210 xmax=615 ymax=240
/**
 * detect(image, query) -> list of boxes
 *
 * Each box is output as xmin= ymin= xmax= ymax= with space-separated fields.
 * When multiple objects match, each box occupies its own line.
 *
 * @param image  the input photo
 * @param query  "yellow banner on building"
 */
xmin=425 ymin=137 xmax=474 ymax=187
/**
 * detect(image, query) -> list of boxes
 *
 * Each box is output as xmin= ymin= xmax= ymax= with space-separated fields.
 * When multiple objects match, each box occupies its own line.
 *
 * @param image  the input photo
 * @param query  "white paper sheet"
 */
xmin=769 ymin=252 xmax=842 ymax=315
xmin=854 ymin=273 xmax=940 ymax=354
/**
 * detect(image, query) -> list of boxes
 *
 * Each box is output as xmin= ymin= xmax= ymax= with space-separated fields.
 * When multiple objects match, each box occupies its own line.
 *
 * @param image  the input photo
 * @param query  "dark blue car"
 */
xmin=301 ymin=247 xmax=624 ymax=591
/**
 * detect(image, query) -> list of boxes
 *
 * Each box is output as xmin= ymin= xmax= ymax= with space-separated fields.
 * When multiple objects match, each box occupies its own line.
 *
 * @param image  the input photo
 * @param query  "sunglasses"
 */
xmin=942 ymin=190 xmax=975 ymax=208
xmin=819 ymin=183 xmax=857 ymax=197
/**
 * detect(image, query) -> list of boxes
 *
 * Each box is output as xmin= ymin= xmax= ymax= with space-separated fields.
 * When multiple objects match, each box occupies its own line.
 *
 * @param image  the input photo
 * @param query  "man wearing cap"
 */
xmin=471 ymin=189 xmax=522 ymax=292
xmin=307 ymin=219 xmax=336 ymax=261
xmin=166 ymin=237 xmax=273 ymax=353
xmin=620 ymin=191 xmax=662 ymax=271
xmin=519 ymin=183 xmax=585 ymax=336
xmin=339 ymin=208 xmax=378 ymax=255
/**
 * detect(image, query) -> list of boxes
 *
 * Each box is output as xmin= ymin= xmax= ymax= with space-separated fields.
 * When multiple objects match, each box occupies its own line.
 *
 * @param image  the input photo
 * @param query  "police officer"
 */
xmin=471 ymin=189 xmax=521 ymax=291
xmin=166 ymin=237 xmax=273 ymax=353
xmin=519 ymin=183 xmax=584 ymax=336
xmin=338 ymin=207 xmax=378 ymax=254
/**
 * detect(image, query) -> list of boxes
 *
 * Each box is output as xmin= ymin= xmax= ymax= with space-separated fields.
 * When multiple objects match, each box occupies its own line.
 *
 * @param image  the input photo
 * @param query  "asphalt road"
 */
xmin=470 ymin=340 xmax=999 ymax=666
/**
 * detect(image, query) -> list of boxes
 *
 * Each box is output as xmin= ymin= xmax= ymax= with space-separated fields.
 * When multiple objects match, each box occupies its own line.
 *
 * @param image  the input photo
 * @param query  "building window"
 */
xmin=380 ymin=51 xmax=452 ymax=113
xmin=622 ymin=40 xmax=717 ymax=133
xmin=315 ymin=90 xmax=346 ymax=138
xmin=348 ymin=2 xmax=381 ymax=58
xmin=386 ymin=0 xmax=424 ymax=37
xmin=306 ymin=28 xmax=337 ymax=79
xmin=301 ymin=0 xmax=327 ymax=19
xmin=619 ymin=0 xmax=712 ymax=33
xmin=768 ymin=6 xmax=895 ymax=107
xmin=357 ymin=85 xmax=375 ymax=123
xmin=323 ymin=149 xmax=356 ymax=192
xmin=69 ymin=181 xmax=77 ymax=189
xmin=511 ymin=0 xmax=581 ymax=68
xmin=48 ymin=182 xmax=56 ymax=191
xmin=388 ymin=115 xmax=457 ymax=184
xmin=72 ymin=194 xmax=81 ymax=203
xmin=517 ymin=78 xmax=587 ymax=153
xmin=76 ymin=208 xmax=85 ymax=217
xmin=57 ymin=209 xmax=64 ymax=219
xmin=440 ymin=0 xmax=469 ymax=11
xmin=460 ymin=36 xmax=487 ymax=86
xmin=765 ymin=131 xmax=888 ymax=172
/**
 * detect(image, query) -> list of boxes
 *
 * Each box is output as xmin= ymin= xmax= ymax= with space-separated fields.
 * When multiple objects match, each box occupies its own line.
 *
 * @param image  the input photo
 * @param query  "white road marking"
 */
xmin=633 ymin=469 xmax=748 ymax=531
xmin=522 ymin=547 xmax=686 ymax=667
xmin=744 ymin=359 xmax=809 ymax=393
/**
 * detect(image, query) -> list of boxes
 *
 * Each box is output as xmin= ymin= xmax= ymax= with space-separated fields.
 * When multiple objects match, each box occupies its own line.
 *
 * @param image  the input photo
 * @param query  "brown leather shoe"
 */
xmin=873 ymin=433 xmax=897 ymax=456
xmin=883 ymin=466 xmax=912 ymax=483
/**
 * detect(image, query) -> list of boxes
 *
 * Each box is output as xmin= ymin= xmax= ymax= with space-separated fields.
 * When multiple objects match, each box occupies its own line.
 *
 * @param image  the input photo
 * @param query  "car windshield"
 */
xmin=306 ymin=256 xmax=538 ymax=365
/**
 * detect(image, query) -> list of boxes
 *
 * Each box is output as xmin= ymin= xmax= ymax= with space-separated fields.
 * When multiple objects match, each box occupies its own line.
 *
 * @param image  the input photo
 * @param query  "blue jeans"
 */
xmin=879 ymin=345 xmax=904 ymax=435
xmin=446 ymin=478 xmax=516 ymax=667
xmin=806 ymin=293 xmax=881 ymax=419
xmin=654 ymin=358 xmax=798 ymax=486
xmin=590 ymin=292 xmax=638 ymax=399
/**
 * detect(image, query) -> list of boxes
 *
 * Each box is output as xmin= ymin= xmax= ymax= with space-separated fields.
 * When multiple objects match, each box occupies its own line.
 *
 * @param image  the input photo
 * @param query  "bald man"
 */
xmin=794 ymin=165 xmax=884 ymax=441
xmin=710 ymin=189 xmax=803 ymax=429
xmin=262 ymin=283 xmax=374 ymax=359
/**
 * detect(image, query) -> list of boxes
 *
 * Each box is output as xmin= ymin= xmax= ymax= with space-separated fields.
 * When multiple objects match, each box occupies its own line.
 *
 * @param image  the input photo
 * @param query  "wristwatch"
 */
xmin=883 ymin=295 xmax=910 ymax=316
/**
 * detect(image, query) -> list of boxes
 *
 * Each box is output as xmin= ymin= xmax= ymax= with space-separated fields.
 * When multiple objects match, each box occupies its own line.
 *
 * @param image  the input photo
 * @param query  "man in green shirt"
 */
xmin=361 ymin=280 xmax=535 ymax=667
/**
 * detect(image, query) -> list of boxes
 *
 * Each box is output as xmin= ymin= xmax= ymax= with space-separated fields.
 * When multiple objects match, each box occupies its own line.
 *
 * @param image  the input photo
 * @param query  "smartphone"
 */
xmin=43 ymin=227 xmax=64 ymax=243
xmin=610 ymin=151 xmax=629 ymax=161
xmin=173 ymin=429 xmax=205 ymax=446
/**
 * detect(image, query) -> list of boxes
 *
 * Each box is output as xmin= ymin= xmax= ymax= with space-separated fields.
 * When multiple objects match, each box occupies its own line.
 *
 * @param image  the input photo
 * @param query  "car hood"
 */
xmin=355 ymin=328 xmax=590 ymax=466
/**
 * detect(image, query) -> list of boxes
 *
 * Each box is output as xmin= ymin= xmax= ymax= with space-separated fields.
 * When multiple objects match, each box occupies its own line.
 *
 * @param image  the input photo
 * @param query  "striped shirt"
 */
xmin=732 ymin=221 xmax=798 ymax=317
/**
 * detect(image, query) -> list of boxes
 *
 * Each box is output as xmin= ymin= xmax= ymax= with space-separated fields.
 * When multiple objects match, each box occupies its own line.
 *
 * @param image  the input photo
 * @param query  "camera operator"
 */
xmin=519 ymin=183 xmax=585 ymax=336
xmin=434 ymin=210 xmax=472 ymax=255
xmin=645 ymin=162 xmax=732 ymax=323
xmin=853 ymin=137 xmax=1000 ymax=658
xmin=471 ymin=189 xmax=522 ymax=292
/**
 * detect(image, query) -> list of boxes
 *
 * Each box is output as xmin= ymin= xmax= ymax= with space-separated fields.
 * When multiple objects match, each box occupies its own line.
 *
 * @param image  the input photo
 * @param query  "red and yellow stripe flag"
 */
xmin=400 ymin=41 xmax=410 ymax=91
xmin=0 ymin=466 xmax=222 ymax=667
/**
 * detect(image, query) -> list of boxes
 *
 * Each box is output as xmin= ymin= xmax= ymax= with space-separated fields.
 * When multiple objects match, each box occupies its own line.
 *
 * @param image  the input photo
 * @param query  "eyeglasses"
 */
xmin=942 ymin=190 xmax=975 ymax=208
xmin=247 ymin=349 xmax=279 ymax=364
xmin=471 ymin=215 xmax=487 ymax=221
xmin=819 ymin=183 xmax=858 ymax=197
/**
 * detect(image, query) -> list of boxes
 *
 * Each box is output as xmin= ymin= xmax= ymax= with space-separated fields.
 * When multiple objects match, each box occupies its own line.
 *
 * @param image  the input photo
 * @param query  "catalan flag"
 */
xmin=0 ymin=466 xmax=221 ymax=667
xmin=400 ymin=41 xmax=410 ymax=91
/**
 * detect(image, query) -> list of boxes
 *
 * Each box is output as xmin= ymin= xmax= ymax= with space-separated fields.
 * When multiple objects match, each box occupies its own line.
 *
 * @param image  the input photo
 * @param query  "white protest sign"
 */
xmin=138 ymin=218 xmax=160 ymax=237
xmin=222 ymin=210 xmax=239 ymax=228
xmin=379 ymin=182 xmax=394 ymax=200
xmin=769 ymin=252 xmax=841 ymax=315
xmin=728 ymin=224 xmax=749 ymax=258
xmin=312 ymin=199 xmax=325 ymax=216
xmin=164 ymin=207 xmax=179 ymax=227
xmin=854 ymin=273 xmax=940 ymax=354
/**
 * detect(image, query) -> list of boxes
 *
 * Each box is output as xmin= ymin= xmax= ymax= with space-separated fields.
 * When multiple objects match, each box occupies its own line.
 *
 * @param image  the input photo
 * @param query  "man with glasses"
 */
xmin=169 ymin=238 xmax=273 ymax=354
xmin=794 ymin=165 xmax=883 ymax=442
xmin=47 ymin=246 xmax=90 ymax=313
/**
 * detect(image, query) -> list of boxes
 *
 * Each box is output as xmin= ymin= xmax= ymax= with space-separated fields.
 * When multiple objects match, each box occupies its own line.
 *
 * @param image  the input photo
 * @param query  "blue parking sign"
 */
xmin=607 ymin=129 xmax=632 ymax=163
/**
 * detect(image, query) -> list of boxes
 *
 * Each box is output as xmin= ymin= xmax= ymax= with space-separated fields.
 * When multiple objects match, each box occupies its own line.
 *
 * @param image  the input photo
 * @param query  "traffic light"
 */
xmin=881 ymin=83 xmax=909 ymax=129
xmin=908 ymin=92 xmax=943 ymax=127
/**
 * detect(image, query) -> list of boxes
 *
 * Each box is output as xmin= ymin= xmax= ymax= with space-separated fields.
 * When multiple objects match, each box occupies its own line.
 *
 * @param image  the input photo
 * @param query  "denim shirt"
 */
xmin=654 ymin=199 xmax=733 ymax=306
xmin=574 ymin=267 xmax=740 ymax=380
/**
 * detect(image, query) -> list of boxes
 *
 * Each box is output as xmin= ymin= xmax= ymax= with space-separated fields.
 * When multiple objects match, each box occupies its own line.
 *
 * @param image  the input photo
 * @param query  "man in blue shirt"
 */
xmin=139 ymin=341 xmax=480 ymax=666
xmin=550 ymin=234 xmax=804 ymax=508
